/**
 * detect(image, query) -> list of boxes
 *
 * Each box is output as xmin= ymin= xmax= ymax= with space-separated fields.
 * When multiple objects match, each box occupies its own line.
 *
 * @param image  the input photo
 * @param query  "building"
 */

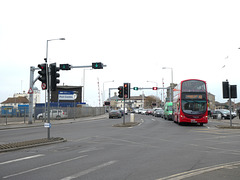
xmin=106 ymin=93 xmax=152 ymax=110
xmin=1 ymin=96 xmax=29 ymax=108
xmin=208 ymin=92 xmax=216 ymax=110
xmin=1 ymin=88 xmax=40 ymax=108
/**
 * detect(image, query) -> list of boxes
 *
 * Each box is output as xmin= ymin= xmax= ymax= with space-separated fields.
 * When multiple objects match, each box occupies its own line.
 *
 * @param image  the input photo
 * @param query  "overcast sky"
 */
xmin=1 ymin=0 xmax=240 ymax=106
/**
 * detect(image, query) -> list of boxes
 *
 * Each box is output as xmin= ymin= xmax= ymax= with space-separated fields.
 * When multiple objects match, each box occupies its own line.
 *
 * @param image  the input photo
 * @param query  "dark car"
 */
xmin=109 ymin=110 xmax=122 ymax=119
xmin=154 ymin=109 xmax=164 ymax=117
xmin=211 ymin=109 xmax=232 ymax=119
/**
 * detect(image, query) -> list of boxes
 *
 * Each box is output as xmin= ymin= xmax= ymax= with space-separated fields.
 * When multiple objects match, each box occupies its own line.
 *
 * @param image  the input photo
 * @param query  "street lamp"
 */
xmin=103 ymin=80 xmax=114 ymax=104
xmin=162 ymin=67 xmax=173 ymax=102
xmin=146 ymin=80 xmax=158 ymax=96
xmin=46 ymin=38 xmax=65 ymax=139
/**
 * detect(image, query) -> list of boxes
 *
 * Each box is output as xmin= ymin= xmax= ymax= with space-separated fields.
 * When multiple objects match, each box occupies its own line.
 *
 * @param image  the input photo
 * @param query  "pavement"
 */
xmin=0 ymin=114 xmax=108 ymax=130
xmin=0 ymin=114 xmax=108 ymax=152
xmin=209 ymin=116 xmax=240 ymax=128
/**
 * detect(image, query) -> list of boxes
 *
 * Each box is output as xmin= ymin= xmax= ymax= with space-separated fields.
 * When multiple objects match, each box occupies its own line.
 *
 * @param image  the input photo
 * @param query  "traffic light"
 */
xmin=60 ymin=64 xmax=71 ymax=70
xmin=38 ymin=63 xmax=47 ymax=90
xmin=50 ymin=63 xmax=60 ymax=91
xmin=124 ymin=83 xmax=131 ymax=99
xmin=118 ymin=86 xmax=123 ymax=98
xmin=152 ymin=87 xmax=158 ymax=90
xmin=222 ymin=81 xmax=229 ymax=98
xmin=133 ymin=87 xmax=138 ymax=90
xmin=104 ymin=101 xmax=110 ymax=106
xmin=231 ymin=85 xmax=237 ymax=98
xmin=92 ymin=62 xmax=103 ymax=69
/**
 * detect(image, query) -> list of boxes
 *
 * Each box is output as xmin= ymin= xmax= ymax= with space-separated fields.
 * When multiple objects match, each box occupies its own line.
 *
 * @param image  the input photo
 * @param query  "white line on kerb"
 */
xmin=157 ymin=160 xmax=240 ymax=180
xmin=0 ymin=154 xmax=44 ymax=165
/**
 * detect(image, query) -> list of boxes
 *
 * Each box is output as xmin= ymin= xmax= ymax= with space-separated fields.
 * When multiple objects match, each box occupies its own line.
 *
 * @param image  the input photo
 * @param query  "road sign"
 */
xmin=58 ymin=91 xmax=75 ymax=100
xmin=41 ymin=83 xmax=47 ymax=90
xmin=44 ymin=123 xmax=51 ymax=128
xmin=28 ymin=88 xmax=33 ymax=94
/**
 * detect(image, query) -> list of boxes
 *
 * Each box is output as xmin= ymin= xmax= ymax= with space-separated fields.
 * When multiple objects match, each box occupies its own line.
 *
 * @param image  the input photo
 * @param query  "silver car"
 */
xmin=109 ymin=110 xmax=122 ymax=119
xmin=37 ymin=109 xmax=67 ymax=120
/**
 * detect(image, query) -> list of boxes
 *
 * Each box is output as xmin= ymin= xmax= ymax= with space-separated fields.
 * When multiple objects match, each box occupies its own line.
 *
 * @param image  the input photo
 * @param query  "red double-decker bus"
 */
xmin=173 ymin=79 xmax=208 ymax=126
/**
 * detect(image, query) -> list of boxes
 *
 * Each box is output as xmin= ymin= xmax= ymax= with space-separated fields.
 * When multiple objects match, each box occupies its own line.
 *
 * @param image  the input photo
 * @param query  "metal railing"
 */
xmin=0 ymin=106 xmax=106 ymax=125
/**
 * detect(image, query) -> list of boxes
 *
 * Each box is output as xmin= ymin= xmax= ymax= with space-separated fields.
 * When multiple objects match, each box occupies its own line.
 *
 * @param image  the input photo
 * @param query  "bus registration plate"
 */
xmin=191 ymin=119 xmax=197 ymax=123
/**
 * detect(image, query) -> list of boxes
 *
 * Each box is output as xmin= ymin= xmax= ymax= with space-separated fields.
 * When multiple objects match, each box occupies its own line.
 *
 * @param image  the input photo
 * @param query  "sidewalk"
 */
xmin=0 ymin=114 xmax=108 ymax=130
xmin=210 ymin=116 xmax=240 ymax=128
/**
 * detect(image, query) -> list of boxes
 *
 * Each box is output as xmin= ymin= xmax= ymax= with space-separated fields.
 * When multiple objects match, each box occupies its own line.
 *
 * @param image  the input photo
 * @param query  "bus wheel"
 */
xmin=200 ymin=123 xmax=203 ymax=126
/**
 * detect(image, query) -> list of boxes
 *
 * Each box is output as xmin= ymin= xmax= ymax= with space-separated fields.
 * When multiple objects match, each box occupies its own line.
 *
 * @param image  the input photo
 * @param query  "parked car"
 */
xmin=232 ymin=111 xmax=237 ymax=118
xmin=120 ymin=108 xmax=128 ymax=115
xmin=211 ymin=109 xmax=232 ymax=119
xmin=37 ymin=109 xmax=67 ymax=120
xmin=138 ymin=108 xmax=144 ymax=114
xmin=145 ymin=109 xmax=153 ymax=115
xmin=109 ymin=110 xmax=122 ymax=119
xmin=153 ymin=108 xmax=163 ymax=116
xmin=141 ymin=109 xmax=147 ymax=115
xmin=154 ymin=109 xmax=164 ymax=117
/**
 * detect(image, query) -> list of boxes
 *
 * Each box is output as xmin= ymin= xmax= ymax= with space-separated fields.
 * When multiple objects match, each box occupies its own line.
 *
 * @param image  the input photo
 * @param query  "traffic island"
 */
xmin=0 ymin=137 xmax=66 ymax=153
xmin=113 ymin=122 xmax=140 ymax=127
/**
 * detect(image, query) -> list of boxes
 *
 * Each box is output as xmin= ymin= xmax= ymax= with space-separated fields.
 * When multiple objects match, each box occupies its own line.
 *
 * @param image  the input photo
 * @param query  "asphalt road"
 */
xmin=1 ymin=114 xmax=240 ymax=180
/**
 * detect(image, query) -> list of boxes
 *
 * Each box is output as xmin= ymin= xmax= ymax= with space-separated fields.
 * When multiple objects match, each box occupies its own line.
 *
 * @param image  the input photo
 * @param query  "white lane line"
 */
xmin=78 ymin=147 xmax=104 ymax=154
xmin=3 ymin=155 xmax=87 ymax=179
xmin=0 ymin=154 xmax=44 ymax=165
xmin=61 ymin=160 xmax=117 ymax=180
xmin=137 ymin=119 xmax=144 ymax=126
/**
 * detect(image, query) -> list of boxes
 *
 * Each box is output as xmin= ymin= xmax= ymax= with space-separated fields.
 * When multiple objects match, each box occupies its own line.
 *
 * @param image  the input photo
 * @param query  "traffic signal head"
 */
xmin=133 ymin=87 xmax=138 ymax=91
xmin=50 ymin=63 xmax=60 ymax=91
xmin=92 ymin=62 xmax=103 ymax=69
xmin=124 ymin=83 xmax=131 ymax=99
xmin=60 ymin=64 xmax=71 ymax=70
xmin=38 ymin=63 xmax=47 ymax=90
xmin=152 ymin=87 xmax=158 ymax=90
xmin=222 ymin=81 xmax=229 ymax=98
xmin=118 ymin=86 xmax=123 ymax=98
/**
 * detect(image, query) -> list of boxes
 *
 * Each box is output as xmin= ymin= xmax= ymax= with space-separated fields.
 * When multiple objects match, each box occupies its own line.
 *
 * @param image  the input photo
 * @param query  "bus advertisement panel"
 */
xmin=173 ymin=79 xmax=208 ymax=126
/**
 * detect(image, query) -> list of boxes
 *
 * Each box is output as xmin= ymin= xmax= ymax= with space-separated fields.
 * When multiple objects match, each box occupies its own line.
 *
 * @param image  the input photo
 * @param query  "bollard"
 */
xmin=130 ymin=113 xmax=135 ymax=122
xmin=217 ymin=114 xmax=221 ymax=120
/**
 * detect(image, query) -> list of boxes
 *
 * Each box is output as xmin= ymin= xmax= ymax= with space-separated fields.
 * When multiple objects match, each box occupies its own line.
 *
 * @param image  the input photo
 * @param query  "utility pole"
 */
xmin=28 ymin=66 xmax=40 ymax=124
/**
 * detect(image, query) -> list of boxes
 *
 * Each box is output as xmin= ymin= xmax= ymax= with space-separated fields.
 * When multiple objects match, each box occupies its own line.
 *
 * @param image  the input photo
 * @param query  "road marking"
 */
xmin=137 ymin=119 xmax=144 ymax=126
xmin=61 ymin=160 xmax=117 ymax=180
xmin=78 ymin=147 xmax=104 ymax=154
xmin=157 ymin=160 xmax=240 ymax=180
xmin=0 ymin=154 xmax=44 ymax=165
xmin=3 ymin=155 xmax=87 ymax=179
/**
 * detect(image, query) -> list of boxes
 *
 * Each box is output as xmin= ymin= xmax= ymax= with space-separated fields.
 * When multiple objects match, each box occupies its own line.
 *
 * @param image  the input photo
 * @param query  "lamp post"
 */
xmin=162 ymin=67 xmax=173 ymax=102
xmin=45 ymin=38 xmax=65 ymax=139
xmin=103 ymin=80 xmax=114 ymax=104
xmin=147 ymin=80 xmax=158 ymax=96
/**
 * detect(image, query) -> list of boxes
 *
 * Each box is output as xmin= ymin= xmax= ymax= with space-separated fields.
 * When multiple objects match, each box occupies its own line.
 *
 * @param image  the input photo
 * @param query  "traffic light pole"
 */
xmin=47 ymin=64 xmax=51 ymax=139
xmin=28 ymin=66 xmax=40 ymax=124
xmin=123 ymin=95 xmax=126 ymax=125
